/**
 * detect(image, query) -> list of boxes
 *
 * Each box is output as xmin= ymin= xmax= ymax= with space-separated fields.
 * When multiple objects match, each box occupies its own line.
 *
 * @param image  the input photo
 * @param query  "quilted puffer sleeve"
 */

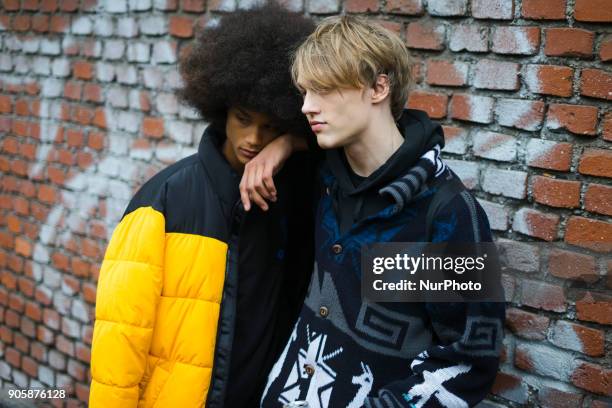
xmin=89 ymin=206 xmax=165 ymax=407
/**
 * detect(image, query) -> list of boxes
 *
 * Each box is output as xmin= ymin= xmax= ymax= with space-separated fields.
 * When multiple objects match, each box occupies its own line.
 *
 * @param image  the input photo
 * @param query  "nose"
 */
xmin=301 ymin=92 xmax=320 ymax=117
xmin=245 ymin=126 xmax=264 ymax=147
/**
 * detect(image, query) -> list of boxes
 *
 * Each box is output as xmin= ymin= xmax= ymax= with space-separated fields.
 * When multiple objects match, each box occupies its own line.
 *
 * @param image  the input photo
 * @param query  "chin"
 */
xmin=316 ymin=133 xmax=342 ymax=150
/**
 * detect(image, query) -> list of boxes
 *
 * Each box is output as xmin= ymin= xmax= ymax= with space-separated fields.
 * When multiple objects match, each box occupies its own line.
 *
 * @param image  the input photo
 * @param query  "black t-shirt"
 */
xmin=223 ymin=193 xmax=293 ymax=407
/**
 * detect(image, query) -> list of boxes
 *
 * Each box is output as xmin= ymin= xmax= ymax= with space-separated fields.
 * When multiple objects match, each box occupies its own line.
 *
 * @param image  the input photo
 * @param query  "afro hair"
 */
xmin=177 ymin=2 xmax=315 ymax=137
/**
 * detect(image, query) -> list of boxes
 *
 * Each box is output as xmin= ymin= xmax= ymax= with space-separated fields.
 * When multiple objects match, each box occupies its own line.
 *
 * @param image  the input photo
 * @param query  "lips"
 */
xmin=239 ymin=148 xmax=258 ymax=159
xmin=309 ymin=121 xmax=326 ymax=132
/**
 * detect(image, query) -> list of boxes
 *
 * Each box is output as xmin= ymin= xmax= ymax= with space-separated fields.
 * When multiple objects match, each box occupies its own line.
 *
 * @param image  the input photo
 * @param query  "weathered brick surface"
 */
xmin=545 ymin=28 xmax=594 ymax=58
xmin=521 ymin=0 xmax=567 ymax=20
xmin=1 ymin=1 xmax=610 ymax=406
xmin=407 ymin=91 xmax=447 ymax=119
xmin=531 ymin=176 xmax=580 ymax=208
xmin=584 ymin=183 xmax=612 ymax=216
xmin=505 ymin=307 xmax=549 ymax=340
xmin=525 ymin=64 xmax=574 ymax=97
xmin=546 ymin=103 xmax=598 ymax=136
xmin=580 ymin=69 xmax=612 ymax=101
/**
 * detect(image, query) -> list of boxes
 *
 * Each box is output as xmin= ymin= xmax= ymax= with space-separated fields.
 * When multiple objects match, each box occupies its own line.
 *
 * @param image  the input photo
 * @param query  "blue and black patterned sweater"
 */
xmin=261 ymin=110 xmax=505 ymax=408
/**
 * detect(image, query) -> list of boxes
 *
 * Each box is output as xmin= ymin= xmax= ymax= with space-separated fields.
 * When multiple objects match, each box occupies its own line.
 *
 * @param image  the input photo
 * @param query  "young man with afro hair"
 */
xmin=88 ymin=4 xmax=316 ymax=407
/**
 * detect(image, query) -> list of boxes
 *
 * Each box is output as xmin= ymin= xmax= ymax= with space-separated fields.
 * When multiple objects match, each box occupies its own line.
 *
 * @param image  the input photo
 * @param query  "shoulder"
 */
xmin=430 ymin=171 xmax=493 ymax=243
xmin=123 ymin=153 xmax=201 ymax=218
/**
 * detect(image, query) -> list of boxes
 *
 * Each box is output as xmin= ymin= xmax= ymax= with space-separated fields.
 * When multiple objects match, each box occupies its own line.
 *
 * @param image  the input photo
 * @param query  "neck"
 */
xmin=344 ymin=110 xmax=403 ymax=177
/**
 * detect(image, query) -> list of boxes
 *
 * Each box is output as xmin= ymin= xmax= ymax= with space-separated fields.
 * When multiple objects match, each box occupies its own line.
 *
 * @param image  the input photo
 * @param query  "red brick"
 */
xmin=427 ymin=59 xmax=468 ymax=86
xmin=376 ymin=20 xmax=402 ymax=37
xmin=14 ymin=99 xmax=30 ymax=116
xmin=76 ymin=383 xmax=90 ymax=404
xmin=5 ymin=347 xmax=21 ymax=368
xmin=82 ymin=282 xmax=97 ymax=305
xmin=37 ymin=325 xmax=54 ymax=344
xmin=43 ymin=308 xmax=60 ymax=330
xmin=3 ymin=0 xmax=20 ymax=11
xmin=73 ymin=61 xmax=93 ymax=80
xmin=92 ymin=108 xmax=107 ymax=129
xmin=576 ymin=291 xmax=612 ymax=325
xmin=143 ymin=117 xmax=164 ymax=139
xmin=521 ymin=280 xmax=566 ymax=312
xmin=512 ymin=208 xmax=559 ymax=241
xmin=75 ymin=343 xmax=91 ymax=364
xmin=23 ymin=0 xmax=39 ymax=10
xmin=18 ymin=277 xmax=34 ymax=298
xmin=30 ymin=342 xmax=47 ymax=362
xmin=505 ymin=307 xmax=549 ymax=340
xmin=585 ymin=183 xmax=612 ymax=216
xmin=579 ymin=148 xmax=612 ymax=178
xmin=77 ymin=151 xmax=93 ymax=169
xmin=571 ymin=361 xmax=612 ymax=395
xmin=66 ymin=129 xmax=84 ymax=147
xmin=64 ymin=82 xmax=82 ymax=101
xmin=546 ymin=103 xmax=598 ymax=136
xmin=538 ymin=386 xmax=584 ymax=408
xmin=169 ymin=15 xmax=195 ymax=38
xmin=88 ymin=131 xmax=105 ymax=150
xmin=0 ymin=95 xmax=12 ymax=114
xmin=491 ymin=372 xmax=528 ymax=404
xmin=12 ymin=120 xmax=30 ymax=137
xmin=25 ymin=301 xmax=42 ymax=322
xmin=49 ymin=14 xmax=69 ymax=33
xmin=59 ymin=0 xmax=78 ymax=11
xmin=575 ymin=0 xmax=612 ymax=22
xmin=37 ymin=184 xmax=57 ymax=204
xmin=545 ymin=28 xmax=594 ymax=58
xmin=384 ymin=0 xmax=423 ymax=15
xmin=21 ymin=355 xmax=38 ymax=377
xmin=407 ymin=91 xmax=448 ymax=119
xmin=580 ymin=68 xmax=612 ymax=101
xmin=181 ymin=0 xmax=206 ymax=12
xmin=526 ymin=139 xmax=573 ymax=171
xmin=532 ymin=176 xmax=580 ymax=208
xmin=8 ymin=294 xmax=24 ymax=312
xmin=521 ymin=0 xmax=566 ymax=19
xmin=345 ymin=0 xmax=378 ymax=12
xmin=406 ymin=21 xmax=445 ymax=50
xmin=15 ymin=237 xmax=32 ymax=257
xmin=56 ymin=335 xmax=75 ymax=356
xmin=83 ymin=83 xmax=102 ymax=103
xmin=32 ymin=14 xmax=49 ymax=32
xmin=551 ymin=320 xmax=605 ymax=357
xmin=549 ymin=249 xmax=597 ymax=282
xmin=565 ymin=216 xmax=612 ymax=253
xmin=12 ymin=15 xmax=31 ymax=31
xmin=492 ymin=26 xmax=540 ymax=55
xmin=450 ymin=94 xmax=494 ymax=124
xmin=525 ymin=64 xmax=573 ymax=97
xmin=600 ymin=35 xmax=612 ymax=62
xmin=72 ymin=258 xmax=91 ymax=278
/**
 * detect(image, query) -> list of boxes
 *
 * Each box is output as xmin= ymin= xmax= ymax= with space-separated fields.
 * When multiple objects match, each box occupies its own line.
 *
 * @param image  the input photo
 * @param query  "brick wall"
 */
xmin=0 ymin=0 xmax=610 ymax=407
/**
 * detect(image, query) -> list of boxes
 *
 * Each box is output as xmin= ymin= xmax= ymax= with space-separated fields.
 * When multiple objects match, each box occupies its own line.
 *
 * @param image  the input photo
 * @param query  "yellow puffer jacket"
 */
xmin=89 ymin=206 xmax=226 ymax=407
xmin=89 ymin=128 xmax=315 ymax=407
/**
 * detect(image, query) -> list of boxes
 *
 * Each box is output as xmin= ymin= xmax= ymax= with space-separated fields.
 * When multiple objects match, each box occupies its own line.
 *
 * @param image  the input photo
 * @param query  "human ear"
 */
xmin=371 ymin=74 xmax=391 ymax=104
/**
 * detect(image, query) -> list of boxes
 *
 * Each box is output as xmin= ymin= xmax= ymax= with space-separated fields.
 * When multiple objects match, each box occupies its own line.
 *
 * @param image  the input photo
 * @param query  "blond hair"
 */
xmin=291 ymin=15 xmax=413 ymax=120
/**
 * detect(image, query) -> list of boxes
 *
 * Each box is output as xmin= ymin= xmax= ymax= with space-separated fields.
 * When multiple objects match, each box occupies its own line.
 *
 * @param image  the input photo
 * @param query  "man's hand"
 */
xmin=239 ymin=134 xmax=297 ymax=211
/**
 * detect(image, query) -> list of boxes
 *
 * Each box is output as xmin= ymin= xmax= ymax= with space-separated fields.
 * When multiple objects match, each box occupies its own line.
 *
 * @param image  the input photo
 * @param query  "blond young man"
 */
xmin=242 ymin=16 xmax=504 ymax=408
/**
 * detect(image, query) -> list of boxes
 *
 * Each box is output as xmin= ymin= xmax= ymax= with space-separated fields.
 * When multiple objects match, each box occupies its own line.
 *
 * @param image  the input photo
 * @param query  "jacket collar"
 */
xmin=197 ymin=125 xmax=241 ymax=207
